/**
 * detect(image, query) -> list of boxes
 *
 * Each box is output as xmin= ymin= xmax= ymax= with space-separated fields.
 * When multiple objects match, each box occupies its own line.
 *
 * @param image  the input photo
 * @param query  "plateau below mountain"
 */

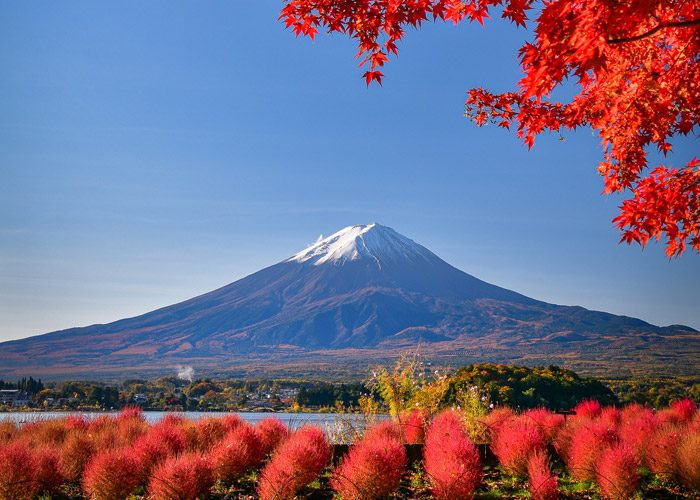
xmin=2 ymin=223 xmax=698 ymax=380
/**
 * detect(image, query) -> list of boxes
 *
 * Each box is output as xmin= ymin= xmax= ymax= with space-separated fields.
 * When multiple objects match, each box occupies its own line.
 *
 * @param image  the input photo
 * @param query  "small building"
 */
xmin=0 ymin=389 xmax=18 ymax=405
xmin=12 ymin=392 xmax=32 ymax=407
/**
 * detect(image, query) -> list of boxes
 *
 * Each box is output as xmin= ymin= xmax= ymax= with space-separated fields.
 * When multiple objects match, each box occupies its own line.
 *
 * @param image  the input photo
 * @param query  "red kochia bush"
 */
xmin=0 ymin=440 xmax=38 ymax=500
xmin=117 ymin=405 xmax=145 ymax=422
xmin=676 ymin=431 xmax=700 ymax=491
xmin=115 ymin=406 xmax=147 ymax=445
xmin=523 ymin=408 xmax=564 ymax=442
xmin=618 ymin=405 xmax=659 ymax=464
xmin=596 ymin=444 xmax=640 ymax=500
xmin=670 ymin=398 xmax=697 ymax=423
xmin=362 ymin=419 xmax=404 ymax=443
xmin=221 ymin=413 xmax=246 ymax=432
xmin=148 ymin=452 xmax=214 ymax=500
xmin=257 ymin=425 xmax=331 ymax=500
xmin=34 ymin=445 xmax=66 ymax=496
xmin=490 ymin=418 xmax=546 ymax=477
xmin=82 ymin=447 xmax=140 ymax=500
xmin=568 ymin=420 xmax=618 ymax=482
xmin=574 ymin=399 xmax=602 ymax=420
xmin=59 ymin=430 xmax=95 ymax=482
xmin=212 ymin=423 xmax=265 ymax=484
xmin=256 ymin=417 xmax=290 ymax=457
xmin=132 ymin=420 xmax=188 ymax=480
xmin=400 ymin=409 xmax=428 ymax=444
xmin=484 ymin=407 xmax=516 ymax=439
xmin=527 ymin=450 xmax=558 ymax=500
xmin=21 ymin=419 xmax=70 ymax=448
xmin=423 ymin=410 xmax=482 ymax=500
xmin=646 ymin=424 xmax=682 ymax=480
xmin=0 ymin=422 xmax=17 ymax=444
xmin=331 ymin=422 xmax=407 ymax=500
xmin=193 ymin=416 xmax=227 ymax=451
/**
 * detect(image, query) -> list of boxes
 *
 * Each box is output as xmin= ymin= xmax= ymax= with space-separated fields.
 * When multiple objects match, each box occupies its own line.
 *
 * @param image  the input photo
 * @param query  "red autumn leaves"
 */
xmin=280 ymin=0 xmax=700 ymax=257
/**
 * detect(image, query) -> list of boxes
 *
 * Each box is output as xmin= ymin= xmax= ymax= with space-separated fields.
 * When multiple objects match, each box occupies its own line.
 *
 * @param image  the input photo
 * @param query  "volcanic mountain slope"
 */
xmin=1 ymin=223 xmax=698 ymax=379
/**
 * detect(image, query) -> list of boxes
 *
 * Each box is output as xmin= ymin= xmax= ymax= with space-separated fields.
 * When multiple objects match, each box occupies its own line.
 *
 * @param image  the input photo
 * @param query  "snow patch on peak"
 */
xmin=288 ymin=223 xmax=436 ymax=267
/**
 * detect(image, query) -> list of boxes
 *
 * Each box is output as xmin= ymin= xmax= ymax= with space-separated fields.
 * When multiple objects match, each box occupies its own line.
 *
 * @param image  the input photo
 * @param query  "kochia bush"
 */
xmin=567 ymin=420 xmax=618 ymax=482
xmin=668 ymin=398 xmax=697 ymax=424
xmin=132 ymin=420 xmax=188 ymax=480
xmin=34 ymin=445 xmax=66 ymax=496
xmin=0 ymin=440 xmax=38 ymax=500
xmin=257 ymin=425 xmax=331 ymax=500
xmin=676 ymin=431 xmax=700 ymax=491
xmin=148 ymin=452 xmax=215 ymax=500
xmin=596 ymin=444 xmax=640 ymax=500
xmin=527 ymin=450 xmax=558 ymax=500
xmin=400 ymin=409 xmax=428 ymax=444
xmin=331 ymin=422 xmax=407 ymax=500
xmin=617 ymin=404 xmax=658 ymax=464
xmin=212 ymin=423 xmax=264 ymax=484
xmin=256 ymin=417 xmax=290 ymax=457
xmin=574 ymin=399 xmax=602 ymax=420
xmin=423 ymin=410 xmax=482 ymax=500
xmin=0 ymin=422 xmax=17 ymax=444
xmin=59 ymin=430 xmax=95 ymax=482
xmin=490 ymin=418 xmax=546 ymax=477
xmin=82 ymin=447 xmax=140 ymax=500
xmin=645 ymin=424 xmax=682 ymax=480
xmin=192 ymin=416 xmax=227 ymax=451
xmin=523 ymin=408 xmax=564 ymax=442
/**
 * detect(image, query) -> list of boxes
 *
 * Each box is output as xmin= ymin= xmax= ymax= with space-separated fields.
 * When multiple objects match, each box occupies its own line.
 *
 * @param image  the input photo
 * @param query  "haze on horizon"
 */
xmin=1 ymin=1 xmax=698 ymax=344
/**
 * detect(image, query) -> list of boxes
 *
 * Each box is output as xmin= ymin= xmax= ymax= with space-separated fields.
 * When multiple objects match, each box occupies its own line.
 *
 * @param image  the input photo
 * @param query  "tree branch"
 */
xmin=607 ymin=18 xmax=700 ymax=44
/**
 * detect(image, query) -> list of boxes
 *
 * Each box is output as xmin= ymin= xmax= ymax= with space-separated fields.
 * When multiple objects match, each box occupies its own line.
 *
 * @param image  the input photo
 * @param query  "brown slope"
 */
xmin=1 ymin=226 xmax=698 ymax=379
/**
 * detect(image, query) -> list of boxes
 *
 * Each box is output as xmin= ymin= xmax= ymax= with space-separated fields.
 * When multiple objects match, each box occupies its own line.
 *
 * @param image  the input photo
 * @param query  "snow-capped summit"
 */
xmin=2 ymin=221 xmax=696 ymax=381
xmin=288 ymin=223 xmax=436 ymax=268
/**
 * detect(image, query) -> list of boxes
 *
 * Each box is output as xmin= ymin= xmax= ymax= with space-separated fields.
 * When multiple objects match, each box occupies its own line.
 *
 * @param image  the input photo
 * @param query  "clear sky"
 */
xmin=1 ymin=1 xmax=698 ymax=343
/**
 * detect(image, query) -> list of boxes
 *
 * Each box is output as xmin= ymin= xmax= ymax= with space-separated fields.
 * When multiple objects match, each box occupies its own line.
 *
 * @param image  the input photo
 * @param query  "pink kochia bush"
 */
xmin=212 ymin=423 xmax=265 ymax=484
xmin=423 ymin=410 xmax=482 ymax=500
xmin=148 ymin=452 xmax=215 ymax=500
xmin=331 ymin=421 xmax=407 ymax=500
xmin=527 ymin=450 xmax=558 ymax=500
xmin=490 ymin=417 xmax=546 ymax=477
xmin=596 ymin=444 xmax=640 ymax=500
xmin=257 ymin=425 xmax=331 ymax=500
xmin=0 ymin=440 xmax=39 ymax=500
xmin=82 ymin=447 xmax=140 ymax=500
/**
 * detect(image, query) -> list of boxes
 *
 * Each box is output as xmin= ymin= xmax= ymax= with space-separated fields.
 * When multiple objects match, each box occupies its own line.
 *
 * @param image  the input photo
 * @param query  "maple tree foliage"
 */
xmin=280 ymin=0 xmax=700 ymax=257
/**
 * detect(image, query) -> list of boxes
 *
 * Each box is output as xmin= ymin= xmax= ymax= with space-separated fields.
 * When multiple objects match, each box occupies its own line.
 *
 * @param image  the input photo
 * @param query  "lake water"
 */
xmin=0 ymin=411 xmax=377 ymax=430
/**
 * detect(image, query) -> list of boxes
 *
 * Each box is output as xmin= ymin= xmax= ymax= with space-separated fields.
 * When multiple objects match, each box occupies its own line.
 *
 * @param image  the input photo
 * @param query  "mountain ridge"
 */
xmin=1 ymin=223 xmax=698 ymax=380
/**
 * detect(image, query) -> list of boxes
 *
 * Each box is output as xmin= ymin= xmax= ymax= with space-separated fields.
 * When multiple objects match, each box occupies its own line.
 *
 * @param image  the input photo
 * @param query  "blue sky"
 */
xmin=1 ymin=1 xmax=698 ymax=343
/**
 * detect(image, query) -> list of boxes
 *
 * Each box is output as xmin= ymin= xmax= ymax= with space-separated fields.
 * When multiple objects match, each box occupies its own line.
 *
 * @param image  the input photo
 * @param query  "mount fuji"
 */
xmin=1 ymin=223 xmax=698 ymax=379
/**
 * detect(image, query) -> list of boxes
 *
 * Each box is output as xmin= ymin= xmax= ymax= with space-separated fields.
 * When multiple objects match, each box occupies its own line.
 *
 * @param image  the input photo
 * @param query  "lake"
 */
xmin=0 ymin=411 xmax=379 ymax=431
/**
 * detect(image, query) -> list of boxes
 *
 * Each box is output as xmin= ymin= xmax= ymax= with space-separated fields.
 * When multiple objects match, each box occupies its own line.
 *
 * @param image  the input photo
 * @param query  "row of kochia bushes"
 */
xmin=1 ymin=399 xmax=699 ymax=500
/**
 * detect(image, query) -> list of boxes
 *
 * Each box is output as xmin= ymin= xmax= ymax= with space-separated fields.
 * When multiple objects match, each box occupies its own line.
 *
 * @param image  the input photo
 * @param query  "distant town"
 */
xmin=0 ymin=376 xmax=365 ymax=413
xmin=2 ymin=364 xmax=700 ymax=414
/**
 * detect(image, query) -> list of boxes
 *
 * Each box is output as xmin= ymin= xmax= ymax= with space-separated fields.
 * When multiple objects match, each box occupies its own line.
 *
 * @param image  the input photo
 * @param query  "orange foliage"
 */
xmin=281 ymin=0 xmax=700 ymax=257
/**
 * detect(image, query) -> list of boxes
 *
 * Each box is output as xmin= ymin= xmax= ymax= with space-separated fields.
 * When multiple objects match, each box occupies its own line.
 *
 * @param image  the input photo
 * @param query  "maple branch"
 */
xmin=606 ymin=18 xmax=700 ymax=44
